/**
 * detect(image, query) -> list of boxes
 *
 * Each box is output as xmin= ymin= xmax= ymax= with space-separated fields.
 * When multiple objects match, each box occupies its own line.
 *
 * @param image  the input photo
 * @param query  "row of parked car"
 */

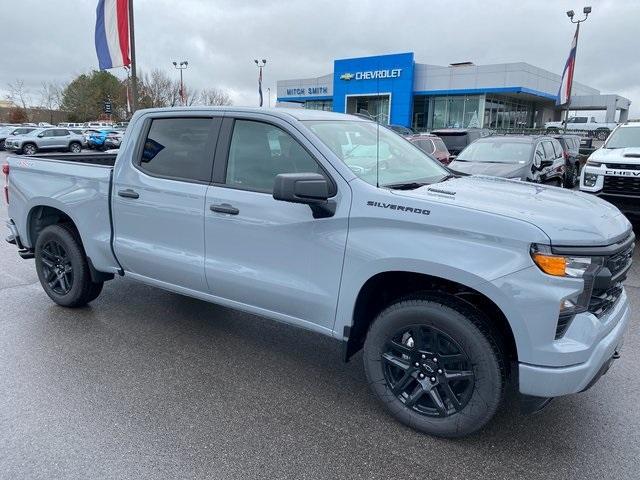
xmin=388 ymin=125 xmax=584 ymax=189
xmin=0 ymin=123 xmax=125 ymax=154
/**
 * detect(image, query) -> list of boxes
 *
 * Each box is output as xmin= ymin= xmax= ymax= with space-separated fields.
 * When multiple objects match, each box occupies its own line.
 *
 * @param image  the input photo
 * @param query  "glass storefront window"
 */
xmin=305 ymin=100 xmax=333 ymax=111
xmin=427 ymin=95 xmax=483 ymax=129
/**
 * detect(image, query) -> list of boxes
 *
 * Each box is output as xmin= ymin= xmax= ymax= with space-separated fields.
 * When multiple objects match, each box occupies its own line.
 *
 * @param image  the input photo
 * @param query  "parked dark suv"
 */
xmin=553 ymin=134 xmax=582 ymax=188
xmin=430 ymin=128 xmax=492 ymax=156
xmin=448 ymin=135 xmax=566 ymax=186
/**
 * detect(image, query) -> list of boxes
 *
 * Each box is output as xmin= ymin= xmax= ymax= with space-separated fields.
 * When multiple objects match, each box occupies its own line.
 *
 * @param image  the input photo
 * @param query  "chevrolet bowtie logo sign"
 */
xmin=340 ymin=73 xmax=355 ymax=81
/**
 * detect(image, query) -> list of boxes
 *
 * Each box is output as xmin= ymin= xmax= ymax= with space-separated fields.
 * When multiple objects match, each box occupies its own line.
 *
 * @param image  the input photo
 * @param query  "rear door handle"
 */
xmin=118 ymin=188 xmax=139 ymax=199
xmin=210 ymin=203 xmax=239 ymax=215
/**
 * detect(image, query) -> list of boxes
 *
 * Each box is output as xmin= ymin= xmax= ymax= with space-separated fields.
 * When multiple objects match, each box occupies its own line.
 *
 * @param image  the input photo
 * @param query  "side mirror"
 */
xmin=273 ymin=173 xmax=335 ymax=218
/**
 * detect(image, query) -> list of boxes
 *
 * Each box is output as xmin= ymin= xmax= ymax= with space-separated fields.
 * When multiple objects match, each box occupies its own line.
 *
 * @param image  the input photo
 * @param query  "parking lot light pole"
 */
xmin=255 ymin=59 xmax=267 ymax=107
xmin=563 ymin=6 xmax=591 ymax=133
xmin=173 ymin=61 xmax=189 ymax=106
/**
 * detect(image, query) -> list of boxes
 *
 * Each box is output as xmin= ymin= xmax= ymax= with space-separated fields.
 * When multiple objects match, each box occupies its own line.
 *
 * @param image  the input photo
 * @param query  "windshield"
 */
xmin=304 ymin=120 xmax=448 ymax=187
xmin=456 ymin=140 xmax=531 ymax=163
xmin=605 ymin=127 xmax=640 ymax=149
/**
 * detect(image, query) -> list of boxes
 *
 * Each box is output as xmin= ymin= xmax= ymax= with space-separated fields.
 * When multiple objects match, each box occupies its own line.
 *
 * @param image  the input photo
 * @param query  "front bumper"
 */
xmin=519 ymin=290 xmax=630 ymax=397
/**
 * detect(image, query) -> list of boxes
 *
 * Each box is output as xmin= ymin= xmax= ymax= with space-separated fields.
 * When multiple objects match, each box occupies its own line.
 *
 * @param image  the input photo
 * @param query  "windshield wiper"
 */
xmin=382 ymin=181 xmax=430 ymax=190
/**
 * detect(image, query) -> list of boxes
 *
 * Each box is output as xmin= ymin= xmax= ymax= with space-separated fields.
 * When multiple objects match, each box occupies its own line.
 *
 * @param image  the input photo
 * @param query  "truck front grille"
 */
xmin=588 ymin=283 xmax=624 ymax=318
xmin=605 ymin=163 xmax=640 ymax=170
xmin=603 ymin=176 xmax=640 ymax=195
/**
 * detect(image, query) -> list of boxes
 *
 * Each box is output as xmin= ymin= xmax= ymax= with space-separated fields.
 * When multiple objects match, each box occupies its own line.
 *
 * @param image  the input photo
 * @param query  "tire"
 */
xmin=22 ymin=143 xmax=37 ymax=155
xmin=69 ymin=141 xmax=82 ymax=153
xmin=596 ymin=129 xmax=609 ymax=141
xmin=363 ymin=294 xmax=505 ymax=438
xmin=0 ymin=139 xmax=5 ymax=150
xmin=565 ymin=163 xmax=580 ymax=188
xmin=34 ymin=223 xmax=104 ymax=307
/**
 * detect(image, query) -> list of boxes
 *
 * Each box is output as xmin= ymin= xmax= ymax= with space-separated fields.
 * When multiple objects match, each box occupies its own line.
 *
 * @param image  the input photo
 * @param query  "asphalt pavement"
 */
xmin=1 ymin=150 xmax=639 ymax=480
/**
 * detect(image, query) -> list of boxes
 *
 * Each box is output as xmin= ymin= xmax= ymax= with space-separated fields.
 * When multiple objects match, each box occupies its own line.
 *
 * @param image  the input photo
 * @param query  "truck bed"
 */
xmin=6 ymin=152 xmax=120 ymax=274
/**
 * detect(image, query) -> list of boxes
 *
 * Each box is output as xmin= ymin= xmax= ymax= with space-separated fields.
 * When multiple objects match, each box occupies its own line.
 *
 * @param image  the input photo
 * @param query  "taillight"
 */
xmin=2 ymin=162 xmax=9 ymax=205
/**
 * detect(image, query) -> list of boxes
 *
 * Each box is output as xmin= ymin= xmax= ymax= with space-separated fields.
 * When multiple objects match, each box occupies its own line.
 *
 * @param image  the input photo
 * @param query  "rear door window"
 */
xmin=137 ymin=117 xmax=219 ymax=183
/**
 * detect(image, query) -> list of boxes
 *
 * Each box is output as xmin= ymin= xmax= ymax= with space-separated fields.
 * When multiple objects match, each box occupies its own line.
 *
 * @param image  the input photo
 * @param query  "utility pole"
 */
xmin=128 ymin=0 xmax=138 ymax=111
xmin=254 ymin=59 xmax=267 ymax=107
xmin=563 ymin=6 xmax=591 ymax=133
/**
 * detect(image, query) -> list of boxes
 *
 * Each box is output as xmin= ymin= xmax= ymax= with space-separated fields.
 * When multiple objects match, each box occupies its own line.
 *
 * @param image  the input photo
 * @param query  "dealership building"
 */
xmin=276 ymin=52 xmax=630 ymax=130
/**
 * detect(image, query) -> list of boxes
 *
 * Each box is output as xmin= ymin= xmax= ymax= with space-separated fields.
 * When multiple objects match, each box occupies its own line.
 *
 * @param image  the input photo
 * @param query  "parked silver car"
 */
xmin=0 ymin=126 xmax=37 ymax=150
xmin=4 ymin=127 xmax=85 ymax=155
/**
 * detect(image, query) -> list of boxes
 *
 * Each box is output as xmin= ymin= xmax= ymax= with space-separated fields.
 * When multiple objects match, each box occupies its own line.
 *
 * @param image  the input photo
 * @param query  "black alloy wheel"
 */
xmin=382 ymin=325 xmax=475 ymax=417
xmin=39 ymin=240 xmax=74 ymax=295
xmin=364 ymin=295 xmax=505 ymax=437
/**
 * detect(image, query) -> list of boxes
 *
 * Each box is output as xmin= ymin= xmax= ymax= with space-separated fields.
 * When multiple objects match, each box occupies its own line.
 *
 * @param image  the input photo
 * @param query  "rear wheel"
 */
xmin=23 ymin=143 xmax=37 ymax=155
xmin=35 ymin=224 xmax=104 ymax=307
xmin=69 ymin=141 xmax=82 ymax=153
xmin=596 ymin=129 xmax=609 ymax=141
xmin=363 ymin=294 xmax=505 ymax=438
xmin=565 ymin=163 xmax=580 ymax=188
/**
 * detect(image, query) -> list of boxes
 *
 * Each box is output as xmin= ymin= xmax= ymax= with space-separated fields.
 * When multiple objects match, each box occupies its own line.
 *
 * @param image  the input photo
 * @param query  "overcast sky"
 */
xmin=2 ymin=0 xmax=638 ymax=117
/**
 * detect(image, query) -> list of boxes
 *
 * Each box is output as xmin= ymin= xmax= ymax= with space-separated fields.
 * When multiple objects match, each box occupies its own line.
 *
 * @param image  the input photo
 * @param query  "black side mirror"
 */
xmin=273 ymin=173 xmax=335 ymax=218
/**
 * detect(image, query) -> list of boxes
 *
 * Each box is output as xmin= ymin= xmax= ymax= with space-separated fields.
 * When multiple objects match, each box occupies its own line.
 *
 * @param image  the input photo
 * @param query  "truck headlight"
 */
xmin=530 ymin=244 xmax=603 ymax=278
xmin=583 ymin=172 xmax=598 ymax=187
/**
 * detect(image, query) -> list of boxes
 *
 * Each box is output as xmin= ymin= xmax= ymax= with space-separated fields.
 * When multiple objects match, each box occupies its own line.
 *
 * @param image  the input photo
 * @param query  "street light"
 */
xmin=254 ymin=59 xmax=267 ymax=107
xmin=562 ymin=7 xmax=591 ymax=132
xmin=172 ymin=60 xmax=189 ymax=106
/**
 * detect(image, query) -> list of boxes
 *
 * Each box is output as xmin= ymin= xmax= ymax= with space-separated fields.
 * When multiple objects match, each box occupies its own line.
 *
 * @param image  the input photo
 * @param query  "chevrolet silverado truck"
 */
xmin=3 ymin=107 xmax=634 ymax=438
xmin=580 ymin=123 xmax=640 ymax=219
xmin=545 ymin=116 xmax=617 ymax=141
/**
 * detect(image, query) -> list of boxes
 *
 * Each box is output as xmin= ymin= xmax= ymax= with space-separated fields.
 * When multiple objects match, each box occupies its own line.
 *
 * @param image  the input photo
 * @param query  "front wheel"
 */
xmin=35 ymin=224 xmax=104 ymax=307
xmin=23 ymin=143 xmax=37 ymax=155
xmin=363 ymin=295 xmax=505 ymax=438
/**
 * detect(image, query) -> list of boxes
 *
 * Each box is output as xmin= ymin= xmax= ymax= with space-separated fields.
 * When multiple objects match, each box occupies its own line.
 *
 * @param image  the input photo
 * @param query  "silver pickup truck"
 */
xmin=3 ymin=107 xmax=633 ymax=437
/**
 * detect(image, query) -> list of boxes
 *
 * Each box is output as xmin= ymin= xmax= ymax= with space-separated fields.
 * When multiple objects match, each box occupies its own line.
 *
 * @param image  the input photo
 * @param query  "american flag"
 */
xmin=557 ymin=24 xmax=579 ymax=106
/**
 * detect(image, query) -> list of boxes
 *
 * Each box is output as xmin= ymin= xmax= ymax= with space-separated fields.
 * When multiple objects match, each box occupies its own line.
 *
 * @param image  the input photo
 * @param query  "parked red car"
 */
xmin=407 ymin=134 xmax=452 ymax=165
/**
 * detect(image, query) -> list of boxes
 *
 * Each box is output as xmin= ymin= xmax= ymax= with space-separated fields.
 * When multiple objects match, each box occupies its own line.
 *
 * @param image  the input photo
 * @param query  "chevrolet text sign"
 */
xmin=341 ymin=69 xmax=402 ymax=81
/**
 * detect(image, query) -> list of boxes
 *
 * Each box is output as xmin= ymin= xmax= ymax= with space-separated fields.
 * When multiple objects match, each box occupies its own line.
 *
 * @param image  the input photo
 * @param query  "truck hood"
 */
xmin=392 ymin=175 xmax=631 ymax=246
xmin=589 ymin=147 xmax=640 ymax=162
xmin=449 ymin=161 xmax=528 ymax=179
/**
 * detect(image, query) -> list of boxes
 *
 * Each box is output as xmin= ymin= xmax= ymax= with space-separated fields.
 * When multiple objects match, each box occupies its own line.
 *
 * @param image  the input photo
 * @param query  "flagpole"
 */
xmin=128 ymin=0 xmax=138 ymax=112
xmin=563 ymin=22 xmax=580 ymax=134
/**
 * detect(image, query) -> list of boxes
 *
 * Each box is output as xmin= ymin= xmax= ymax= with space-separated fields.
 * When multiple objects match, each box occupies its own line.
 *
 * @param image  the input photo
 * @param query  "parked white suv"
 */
xmin=580 ymin=123 xmax=640 ymax=218
xmin=545 ymin=116 xmax=617 ymax=140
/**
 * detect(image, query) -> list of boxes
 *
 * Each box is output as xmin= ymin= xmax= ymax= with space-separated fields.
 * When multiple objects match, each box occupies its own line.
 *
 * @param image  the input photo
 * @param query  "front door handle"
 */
xmin=118 ymin=188 xmax=139 ymax=199
xmin=210 ymin=203 xmax=239 ymax=215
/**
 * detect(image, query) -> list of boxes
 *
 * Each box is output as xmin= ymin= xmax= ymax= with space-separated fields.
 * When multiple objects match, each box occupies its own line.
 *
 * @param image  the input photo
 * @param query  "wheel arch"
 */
xmin=26 ymin=204 xmax=114 ymax=283
xmin=343 ymin=270 xmax=518 ymax=367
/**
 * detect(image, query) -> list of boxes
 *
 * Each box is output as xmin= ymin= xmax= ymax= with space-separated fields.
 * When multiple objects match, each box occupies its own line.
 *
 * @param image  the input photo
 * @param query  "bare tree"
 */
xmin=199 ymin=88 xmax=233 ymax=106
xmin=39 ymin=81 xmax=63 ymax=123
xmin=139 ymin=69 xmax=175 ymax=108
xmin=6 ymin=79 xmax=31 ymax=111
